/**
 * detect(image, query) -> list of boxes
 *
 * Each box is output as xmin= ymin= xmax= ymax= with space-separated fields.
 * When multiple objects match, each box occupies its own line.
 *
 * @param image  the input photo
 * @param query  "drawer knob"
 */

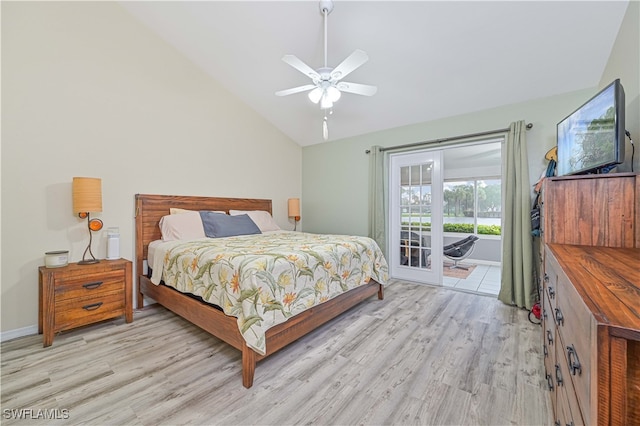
xmin=82 ymin=281 xmax=104 ymax=290
xmin=554 ymin=308 xmax=564 ymax=326
xmin=82 ymin=302 xmax=103 ymax=311
xmin=566 ymin=345 xmax=582 ymax=376
xmin=544 ymin=273 xmax=549 ymax=283
xmin=546 ymin=373 xmax=554 ymax=391
xmin=547 ymin=286 xmax=555 ymax=299
xmin=547 ymin=330 xmax=554 ymax=345
xmin=555 ymin=364 xmax=563 ymax=386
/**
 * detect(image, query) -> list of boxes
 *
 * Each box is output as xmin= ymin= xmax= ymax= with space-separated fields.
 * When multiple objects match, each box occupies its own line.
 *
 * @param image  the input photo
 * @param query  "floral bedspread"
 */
xmin=150 ymin=231 xmax=388 ymax=355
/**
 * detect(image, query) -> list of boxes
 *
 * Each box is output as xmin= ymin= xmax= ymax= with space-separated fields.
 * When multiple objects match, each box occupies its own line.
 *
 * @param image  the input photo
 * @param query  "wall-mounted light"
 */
xmin=72 ymin=177 xmax=103 ymax=265
xmin=288 ymin=198 xmax=301 ymax=231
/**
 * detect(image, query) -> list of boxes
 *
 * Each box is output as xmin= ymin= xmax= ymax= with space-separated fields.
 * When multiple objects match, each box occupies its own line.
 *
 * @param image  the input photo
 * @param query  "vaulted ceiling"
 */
xmin=120 ymin=1 xmax=629 ymax=146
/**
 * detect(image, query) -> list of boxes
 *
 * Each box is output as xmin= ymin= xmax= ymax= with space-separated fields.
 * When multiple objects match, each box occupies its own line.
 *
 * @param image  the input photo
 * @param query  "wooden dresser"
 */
xmin=540 ymin=173 xmax=640 ymax=425
xmin=38 ymin=258 xmax=133 ymax=346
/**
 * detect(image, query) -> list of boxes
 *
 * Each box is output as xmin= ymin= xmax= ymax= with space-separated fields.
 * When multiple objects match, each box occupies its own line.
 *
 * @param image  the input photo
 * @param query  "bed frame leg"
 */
xmin=137 ymin=290 xmax=144 ymax=309
xmin=378 ymin=283 xmax=384 ymax=300
xmin=242 ymin=343 xmax=256 ymax=388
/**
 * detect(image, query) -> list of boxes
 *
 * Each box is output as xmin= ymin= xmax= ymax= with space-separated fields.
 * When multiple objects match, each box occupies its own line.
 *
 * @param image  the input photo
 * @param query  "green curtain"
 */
xmin=368 ymin=146 xmax=387 ymax=256
xmin=498 ymin=121 xmax=535 ymax=309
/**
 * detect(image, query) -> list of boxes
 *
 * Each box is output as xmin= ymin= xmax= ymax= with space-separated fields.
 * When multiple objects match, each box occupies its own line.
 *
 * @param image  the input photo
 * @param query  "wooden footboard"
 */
xmin=135 ymin=193 xmax=385 ymax=388
xmin=140 ymin=274 xmax=382 ymax=387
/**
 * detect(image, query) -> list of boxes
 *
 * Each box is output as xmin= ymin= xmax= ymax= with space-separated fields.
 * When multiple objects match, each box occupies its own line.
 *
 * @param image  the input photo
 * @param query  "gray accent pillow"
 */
xmin=199 ymin=211 xmax=261 ymax=238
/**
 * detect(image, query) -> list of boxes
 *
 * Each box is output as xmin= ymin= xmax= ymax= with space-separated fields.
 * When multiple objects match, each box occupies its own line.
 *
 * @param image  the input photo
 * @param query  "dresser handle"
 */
xmin=566 ymin=345 xmax=582 ymax=376
xmin=547 ymin=330 xmax=554 ymax=345
xmin=555 ymin=364 xmax=563 ymax=386
xmin=547 ymin=286 xmax=555 ymax=299
xmin=554 ymin=308 xmax=564 ymax=326
xmin=544 ymin=274 xmax=549 ymax=283
xmin=543 ymin=308 xmax=548 ymax=320
xmin=546 ymin=373 xmax=554 ymax=391
xmin=82 ymin=302 xmax=103 ymax=311
xmin=543 ymin=344 xmax=548 ymax=358
xmin=82 ymin=281 xmax=103 ymax=290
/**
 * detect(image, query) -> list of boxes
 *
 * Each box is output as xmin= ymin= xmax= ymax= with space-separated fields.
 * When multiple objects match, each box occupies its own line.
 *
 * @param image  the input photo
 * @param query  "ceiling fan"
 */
xmin=275 ymin=0 xmax=377 ymax=140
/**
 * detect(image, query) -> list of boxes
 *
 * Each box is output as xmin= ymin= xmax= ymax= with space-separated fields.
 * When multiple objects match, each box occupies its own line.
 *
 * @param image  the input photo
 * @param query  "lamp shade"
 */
xmin=288 ymin=198 xmax=300 ymax=218
xmin=73 ymin=177 xmax=102 ymax=214
xmin=308 ymin=87 xmax=323 ymax=104
xmin=326 ymin=86 xmax=341 ymax=102
xmin=320 ymin=94 xmax=333 ymax=110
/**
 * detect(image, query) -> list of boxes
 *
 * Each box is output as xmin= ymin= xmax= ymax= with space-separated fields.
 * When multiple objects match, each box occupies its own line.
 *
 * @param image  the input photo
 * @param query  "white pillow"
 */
xmin=229 ymin=210 xmax=281 ymax=232
xmin=159 ymin=211 xmax=206 ymax=241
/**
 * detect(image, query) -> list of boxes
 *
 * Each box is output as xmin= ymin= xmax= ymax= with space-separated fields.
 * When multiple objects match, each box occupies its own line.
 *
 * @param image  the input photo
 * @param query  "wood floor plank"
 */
xmin=1 ymin=282 xmax=552 ymax=425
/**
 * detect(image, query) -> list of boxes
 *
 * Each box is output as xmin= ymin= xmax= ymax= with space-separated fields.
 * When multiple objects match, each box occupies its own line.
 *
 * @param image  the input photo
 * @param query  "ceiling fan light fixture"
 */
xmin=327 ymin=86 xmax=341 ymax=102
xmin=320 ymin=94 xmax=333 ymax=110
xmin=276 ymin=0 xmax=376 ymax=141
xmin=308 ymin=87 xmax=323 ymax=104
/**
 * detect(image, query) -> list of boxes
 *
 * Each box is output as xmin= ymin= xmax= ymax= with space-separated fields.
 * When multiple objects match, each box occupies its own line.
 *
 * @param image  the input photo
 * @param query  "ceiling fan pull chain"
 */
xmin=323 ymin=115 xmax=329 ymax=141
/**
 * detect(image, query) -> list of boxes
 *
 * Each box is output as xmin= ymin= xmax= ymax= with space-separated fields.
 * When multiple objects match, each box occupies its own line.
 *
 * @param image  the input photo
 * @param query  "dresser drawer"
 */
xmin=556 ymin=333 xmax=585 ymax=426
xmin=54 ymin=291 xmax=125 ymax=330
xmin=542 ymin=290 xmax=556 ymax=365
xmin=556 ymin=272 xmax=593 ymax=424
xmin=54 ymin=270 xmax=125 ymax=301
xmin=544 ymin=362 xmax=558 ymax=418
xmin=544 ymin=257 xmax=559 ymax=314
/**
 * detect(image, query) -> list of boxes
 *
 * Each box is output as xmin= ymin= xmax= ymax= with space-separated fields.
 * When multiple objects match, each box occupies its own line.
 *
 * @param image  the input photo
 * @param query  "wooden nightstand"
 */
xmin=38 ymin=258 xmax=133 ymax=347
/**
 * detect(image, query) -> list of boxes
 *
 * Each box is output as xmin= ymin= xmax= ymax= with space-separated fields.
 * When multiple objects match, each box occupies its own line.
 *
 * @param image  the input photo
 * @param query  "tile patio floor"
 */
xmin=442 ymin=263 xmax=501 ymax=296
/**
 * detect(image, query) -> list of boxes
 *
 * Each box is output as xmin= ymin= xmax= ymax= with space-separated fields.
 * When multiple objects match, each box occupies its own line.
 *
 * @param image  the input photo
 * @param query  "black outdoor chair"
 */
xmin=443 ymin=235 xmax=479 ymax=270
xmin=400 ymin=231 xmax=431 ymax=268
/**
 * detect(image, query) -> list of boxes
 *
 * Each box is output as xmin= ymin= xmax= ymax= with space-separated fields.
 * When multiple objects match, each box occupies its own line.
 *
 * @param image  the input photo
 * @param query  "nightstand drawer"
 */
xmin=54 ymin=270 xmax=125 ymax=301
xmin=39 ymin=258 xmax=133 ymax=346
xmin=54 ymin=291 xmax=125 ymax=330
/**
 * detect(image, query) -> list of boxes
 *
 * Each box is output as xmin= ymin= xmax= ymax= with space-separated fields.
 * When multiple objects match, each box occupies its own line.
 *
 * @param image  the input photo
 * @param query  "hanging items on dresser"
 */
xmin=532 ymin=146 xmax=557 ymax=238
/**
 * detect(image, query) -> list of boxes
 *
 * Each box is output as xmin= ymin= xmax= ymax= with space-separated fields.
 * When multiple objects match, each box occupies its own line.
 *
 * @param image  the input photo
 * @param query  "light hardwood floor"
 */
xmin=1 ymin=281 xmax=552 ymax=425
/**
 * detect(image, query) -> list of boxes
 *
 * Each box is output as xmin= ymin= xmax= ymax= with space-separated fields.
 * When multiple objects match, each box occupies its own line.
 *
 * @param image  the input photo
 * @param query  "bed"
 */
xmin=135 ymin=194 xmax=387 ymax=388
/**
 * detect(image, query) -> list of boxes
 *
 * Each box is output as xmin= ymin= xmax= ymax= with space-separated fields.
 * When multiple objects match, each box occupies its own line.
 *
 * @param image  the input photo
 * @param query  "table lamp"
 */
xmin=73 ymin=177 xmax=103 ymax=264
xmin=288 ymin=198 xmax=301 ymax=231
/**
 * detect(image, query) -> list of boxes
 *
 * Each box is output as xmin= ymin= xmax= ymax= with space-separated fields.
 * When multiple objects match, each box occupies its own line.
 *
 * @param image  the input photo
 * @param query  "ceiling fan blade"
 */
xmin=330 ymin=49 xmax=369 ymax=81
xmin=282 ymin=55 xmax=320 ymax=80
xmin=275 ymin=84 xmax=317 ymax=97
xmin=336 ymin=82 xmax=377 ymax=96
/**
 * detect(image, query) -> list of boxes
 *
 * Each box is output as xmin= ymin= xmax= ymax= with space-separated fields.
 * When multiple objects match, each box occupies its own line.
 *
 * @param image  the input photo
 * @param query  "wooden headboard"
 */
xmin=134 ymin=194 xmax=272 ymax=283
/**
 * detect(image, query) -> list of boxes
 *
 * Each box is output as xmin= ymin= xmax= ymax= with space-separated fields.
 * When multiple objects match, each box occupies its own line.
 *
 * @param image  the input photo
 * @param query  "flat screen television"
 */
xmin=557 ymin=79 xmax=625 ymax=176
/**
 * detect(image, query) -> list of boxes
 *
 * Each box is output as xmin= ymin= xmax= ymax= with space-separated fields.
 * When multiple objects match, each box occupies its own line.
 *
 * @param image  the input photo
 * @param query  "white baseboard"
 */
xmin=0 ymin=297 xmax=153 ymax=344
xmin=1 ymin=325 xmax=38 ymax=343
xmin=466 ymin=258 xmax=501 ymax=266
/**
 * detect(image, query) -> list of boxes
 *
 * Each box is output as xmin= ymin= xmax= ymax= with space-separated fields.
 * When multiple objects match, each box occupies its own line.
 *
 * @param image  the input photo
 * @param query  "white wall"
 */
xmin=301 ymin=89 xmax=594 ymax=237
xmin=1 ymin=2 xmax=302 ymax=335
xmin=600 ymin=0 xmax=639 ymax=174
xmin=301 ymin=0 xmax=639 ymax=240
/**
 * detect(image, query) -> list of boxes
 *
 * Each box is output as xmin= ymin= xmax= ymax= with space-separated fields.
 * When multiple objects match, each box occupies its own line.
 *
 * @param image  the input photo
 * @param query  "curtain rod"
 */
xmin=365 ymin=123 xmax=533 ymax=154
